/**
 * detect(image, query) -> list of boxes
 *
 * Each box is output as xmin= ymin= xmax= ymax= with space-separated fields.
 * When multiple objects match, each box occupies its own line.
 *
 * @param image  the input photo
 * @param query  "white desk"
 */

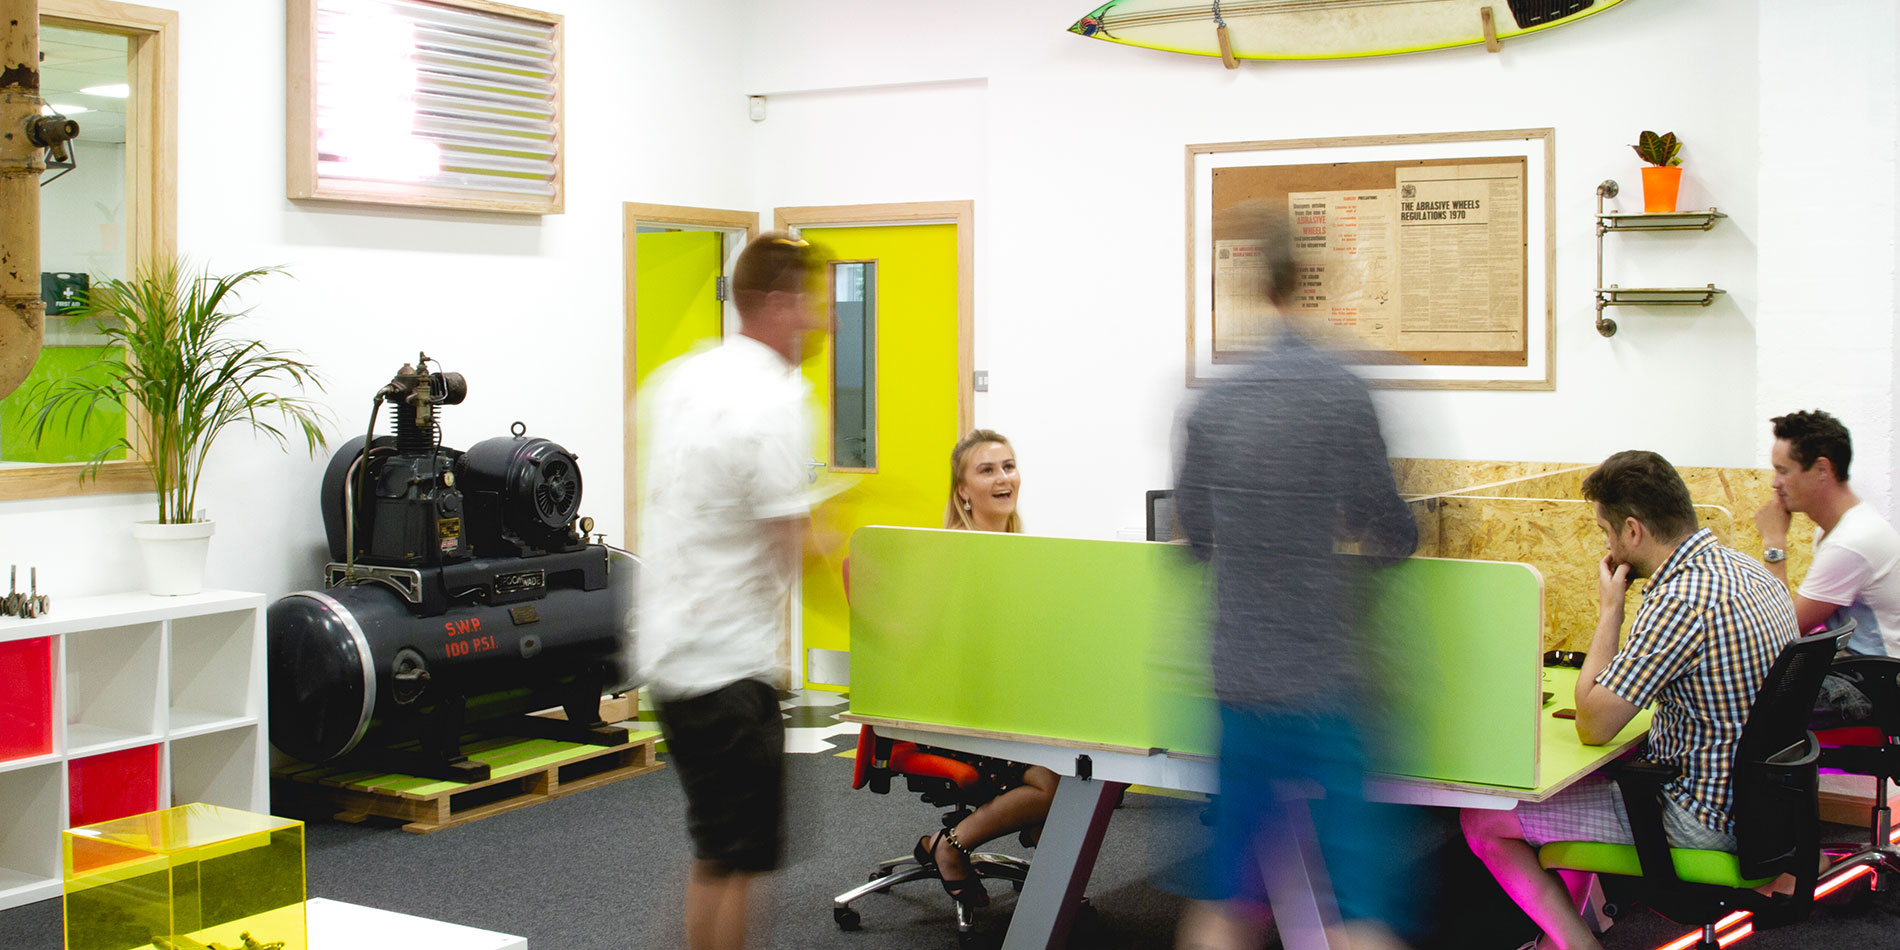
xmin=845 ymin=688 xmax=1649 ymax=950
xmin=308 ymin=898 xmax=526 ymax=950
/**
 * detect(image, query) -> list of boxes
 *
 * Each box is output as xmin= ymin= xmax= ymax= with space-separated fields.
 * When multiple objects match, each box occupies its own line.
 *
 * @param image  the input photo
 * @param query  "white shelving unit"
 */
xmin=0 ymin=590 xmax=267 ymax=911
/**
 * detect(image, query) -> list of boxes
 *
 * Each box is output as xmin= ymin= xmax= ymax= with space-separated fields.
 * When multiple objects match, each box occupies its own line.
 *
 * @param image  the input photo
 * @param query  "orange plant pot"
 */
xmin=1641 ymin=166 xmax=1682 ymax=213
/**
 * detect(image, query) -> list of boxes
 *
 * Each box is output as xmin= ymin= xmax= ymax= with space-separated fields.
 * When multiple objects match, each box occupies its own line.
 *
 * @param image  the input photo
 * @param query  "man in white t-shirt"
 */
xmin=1754 ymin=409 xmax=1900 ymax=656
xmin=635 ymin=232 xmax=824 ymax=950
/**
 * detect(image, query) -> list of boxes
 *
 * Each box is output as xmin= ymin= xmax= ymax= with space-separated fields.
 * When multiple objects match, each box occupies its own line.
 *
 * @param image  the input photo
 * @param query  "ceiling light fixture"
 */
xmin=43 ymin=103 xmax=90 ymax=115
xmin=79 ymin=83 xmax=130 ymax=98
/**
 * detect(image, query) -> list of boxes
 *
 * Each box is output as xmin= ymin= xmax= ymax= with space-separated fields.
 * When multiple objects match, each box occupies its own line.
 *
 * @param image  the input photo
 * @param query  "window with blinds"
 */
xmin=289 ymin=0 xmax=563 ymax=214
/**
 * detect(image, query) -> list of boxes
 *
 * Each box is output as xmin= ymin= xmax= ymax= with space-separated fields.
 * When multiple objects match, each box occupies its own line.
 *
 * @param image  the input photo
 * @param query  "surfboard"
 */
xmin=1068 ymin=0 xmax=1629 ymax=61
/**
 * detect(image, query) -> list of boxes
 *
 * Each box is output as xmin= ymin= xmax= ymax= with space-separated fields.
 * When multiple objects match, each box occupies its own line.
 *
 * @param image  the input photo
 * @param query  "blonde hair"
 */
xmin=944 ymin=428 xmax=1023 ymax=533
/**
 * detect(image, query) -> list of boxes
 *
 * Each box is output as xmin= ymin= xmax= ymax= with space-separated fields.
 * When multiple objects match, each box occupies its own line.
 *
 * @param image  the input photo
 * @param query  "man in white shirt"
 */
xmin=1754 ymin=409 xmax=1900 ymax=656
xmin=635 ymin=233 xmax=823 ymax=950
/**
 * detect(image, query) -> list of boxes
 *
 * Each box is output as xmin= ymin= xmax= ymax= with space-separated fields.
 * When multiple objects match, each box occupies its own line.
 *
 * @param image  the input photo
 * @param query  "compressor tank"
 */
xmin=268 ymin=547 xmax=635 ymax=766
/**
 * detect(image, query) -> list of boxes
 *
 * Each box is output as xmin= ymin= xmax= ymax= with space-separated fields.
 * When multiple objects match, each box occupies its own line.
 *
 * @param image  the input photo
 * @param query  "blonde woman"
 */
xmin=915 ymin=429 xmax=1056 ymax=907
xmin=943 ymin=428 xmax=1024 ymax=532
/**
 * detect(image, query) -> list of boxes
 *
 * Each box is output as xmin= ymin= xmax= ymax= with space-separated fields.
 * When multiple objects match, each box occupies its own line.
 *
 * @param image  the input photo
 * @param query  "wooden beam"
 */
xmin=0 ymin=0 xmax=45 ymax=399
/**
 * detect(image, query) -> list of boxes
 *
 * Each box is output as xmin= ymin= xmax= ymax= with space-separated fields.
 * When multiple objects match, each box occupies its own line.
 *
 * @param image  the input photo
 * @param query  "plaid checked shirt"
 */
xmin=1596 ymin=528 xmax=1799 ymax=836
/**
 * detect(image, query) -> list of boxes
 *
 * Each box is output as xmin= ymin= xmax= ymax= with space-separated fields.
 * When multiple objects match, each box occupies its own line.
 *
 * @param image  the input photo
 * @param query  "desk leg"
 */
xmin=1259 ymin=795 xmax=1343 ymax=950
xmin=999 ymin=775 xmax=1124 ymax=950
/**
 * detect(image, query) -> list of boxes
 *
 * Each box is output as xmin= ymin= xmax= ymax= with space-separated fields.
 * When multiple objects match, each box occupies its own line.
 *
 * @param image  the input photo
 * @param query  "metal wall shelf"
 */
xmin=1594 ymin=180 xmax=1726 ymax=337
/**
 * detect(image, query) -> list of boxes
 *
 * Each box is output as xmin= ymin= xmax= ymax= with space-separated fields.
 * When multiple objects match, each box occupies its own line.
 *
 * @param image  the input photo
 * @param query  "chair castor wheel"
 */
xmin=869 ymin=868 xmax=889 ymax=882
xmin=834 ymin=906 xmax=861 ymax=931
xmin=956 ymin=930 xmax=991 ymax=949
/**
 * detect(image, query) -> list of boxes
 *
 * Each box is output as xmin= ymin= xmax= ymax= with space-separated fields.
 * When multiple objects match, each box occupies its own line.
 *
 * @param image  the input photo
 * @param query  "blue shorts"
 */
xmin=1206 ymin=704 xmax=1415 ymax=929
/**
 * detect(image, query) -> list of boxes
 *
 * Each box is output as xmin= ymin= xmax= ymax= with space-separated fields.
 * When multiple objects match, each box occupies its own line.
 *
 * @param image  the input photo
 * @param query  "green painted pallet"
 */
xmin=272 ymin=731 xmax=662 ymax=833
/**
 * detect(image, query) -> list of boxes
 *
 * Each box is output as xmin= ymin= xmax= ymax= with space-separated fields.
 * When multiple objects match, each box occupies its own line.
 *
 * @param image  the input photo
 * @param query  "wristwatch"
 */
xmin=1764 ymin=547 xmax=1787 ymax=563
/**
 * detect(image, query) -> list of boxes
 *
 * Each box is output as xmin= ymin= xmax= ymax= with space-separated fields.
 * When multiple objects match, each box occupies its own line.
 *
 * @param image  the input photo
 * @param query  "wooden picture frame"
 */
xmin=1186 ymin=128 xmax=1555 ymax=390
xmin=287 ymin=0 xmax=564 ymax=215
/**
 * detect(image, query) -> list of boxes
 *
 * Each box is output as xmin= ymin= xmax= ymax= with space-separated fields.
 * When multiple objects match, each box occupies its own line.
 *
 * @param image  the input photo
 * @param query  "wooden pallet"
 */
xmin=273 ymin=731 xmax=663 ymax=834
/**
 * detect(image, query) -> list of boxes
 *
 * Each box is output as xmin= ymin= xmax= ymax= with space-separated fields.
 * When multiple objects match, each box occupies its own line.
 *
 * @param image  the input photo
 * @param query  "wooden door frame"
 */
xmin=773 ymin=200 xmax=975 ymax=436
xmin=621 ymin=202 xmax=758 ymax=549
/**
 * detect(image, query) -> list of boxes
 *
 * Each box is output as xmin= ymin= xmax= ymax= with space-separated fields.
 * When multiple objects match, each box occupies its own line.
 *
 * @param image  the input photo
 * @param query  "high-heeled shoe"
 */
xmin=925 ymin=827 xmax=988 ymax=907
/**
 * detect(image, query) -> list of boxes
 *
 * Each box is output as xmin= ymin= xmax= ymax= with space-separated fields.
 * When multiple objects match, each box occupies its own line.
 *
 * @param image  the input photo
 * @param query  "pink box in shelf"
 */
xmin=0 ymin=636 xmax=54 ymax=761
xmin=70 ymin=744 xmax=161 ymax=828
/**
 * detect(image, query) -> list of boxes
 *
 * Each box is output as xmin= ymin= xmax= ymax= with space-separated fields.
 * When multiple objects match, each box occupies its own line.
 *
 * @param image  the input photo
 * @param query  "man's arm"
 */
xmin=1173 ymin=411 xmax=1216 ymax=563
xmin=1574 ymin=555 xmax=1643 ymax=745
xmin=1757 ymin=498 xmax=1859 ymax=631
xmin=1338 ymin=385 xmax=1418 ymax=562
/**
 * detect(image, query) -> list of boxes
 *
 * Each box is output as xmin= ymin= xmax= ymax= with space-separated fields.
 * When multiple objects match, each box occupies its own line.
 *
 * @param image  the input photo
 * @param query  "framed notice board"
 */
xmin=1186 ymin=129 xmax=1554 ymax=390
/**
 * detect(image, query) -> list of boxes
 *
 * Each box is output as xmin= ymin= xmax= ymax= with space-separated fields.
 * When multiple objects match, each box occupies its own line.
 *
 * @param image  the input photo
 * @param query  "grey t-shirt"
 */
xmin=1174 ymin=333 xmax=1418 ymax=709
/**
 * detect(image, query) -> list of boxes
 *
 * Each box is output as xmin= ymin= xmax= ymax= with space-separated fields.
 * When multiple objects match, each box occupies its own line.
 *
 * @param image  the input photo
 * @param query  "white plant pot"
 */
xmin=131 ymin=520 xmax=216 ymax=596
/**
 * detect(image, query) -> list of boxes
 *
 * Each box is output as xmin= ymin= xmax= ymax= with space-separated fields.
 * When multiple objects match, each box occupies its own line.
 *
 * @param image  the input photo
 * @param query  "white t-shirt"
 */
xmin=635 ymin=335 xmax=811 ymax=700
xmin=1799 ymin=502 xmax=1900 ymax=656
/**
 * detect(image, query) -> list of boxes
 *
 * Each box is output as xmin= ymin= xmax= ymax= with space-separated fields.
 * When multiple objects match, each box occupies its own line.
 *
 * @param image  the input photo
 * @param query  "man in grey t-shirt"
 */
xmin=1172 ymin=212 xmax=1418 ymax=950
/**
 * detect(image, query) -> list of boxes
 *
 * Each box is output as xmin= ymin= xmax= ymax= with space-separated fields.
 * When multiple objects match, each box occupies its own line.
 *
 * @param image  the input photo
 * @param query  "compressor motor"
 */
xmin=269 ymin=353 xmax=634 ymax=782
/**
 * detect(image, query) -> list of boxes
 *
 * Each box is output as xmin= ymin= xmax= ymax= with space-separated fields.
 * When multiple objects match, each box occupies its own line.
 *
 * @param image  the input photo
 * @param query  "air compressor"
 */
xmin=268 ymin=354 xmax=634 ymax=782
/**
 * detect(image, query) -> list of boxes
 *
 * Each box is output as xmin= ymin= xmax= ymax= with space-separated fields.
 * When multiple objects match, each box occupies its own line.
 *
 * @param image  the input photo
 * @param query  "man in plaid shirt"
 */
xmin=1462 ymin=450 xmax=1798 ymax=950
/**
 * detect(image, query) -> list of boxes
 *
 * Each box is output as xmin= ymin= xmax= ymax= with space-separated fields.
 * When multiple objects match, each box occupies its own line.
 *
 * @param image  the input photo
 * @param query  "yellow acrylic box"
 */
xmin=63 ymin=803 xmax=306 ymax=950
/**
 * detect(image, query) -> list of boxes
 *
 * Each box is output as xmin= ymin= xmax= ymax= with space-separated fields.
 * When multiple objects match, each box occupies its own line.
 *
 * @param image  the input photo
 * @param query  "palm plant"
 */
xmin=28 ymin=258 xmax=329 ymax=524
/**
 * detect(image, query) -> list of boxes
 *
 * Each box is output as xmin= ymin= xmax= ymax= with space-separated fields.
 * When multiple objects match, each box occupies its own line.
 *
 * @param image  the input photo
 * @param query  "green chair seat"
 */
xmin=1538 ymin=841 xmax=1773 ymax=889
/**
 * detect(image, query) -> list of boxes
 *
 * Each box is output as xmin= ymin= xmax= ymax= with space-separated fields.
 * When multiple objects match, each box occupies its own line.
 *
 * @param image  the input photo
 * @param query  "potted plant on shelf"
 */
xmin=28 ymin=258 xmax=329 ymax=596
xmin=1632 ymin=129 xmax=1684 ymax=213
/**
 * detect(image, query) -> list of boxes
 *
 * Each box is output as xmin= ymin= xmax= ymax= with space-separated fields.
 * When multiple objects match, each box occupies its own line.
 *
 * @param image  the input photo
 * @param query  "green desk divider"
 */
xmin=848 ymin=527 xmax=1546 ymax=788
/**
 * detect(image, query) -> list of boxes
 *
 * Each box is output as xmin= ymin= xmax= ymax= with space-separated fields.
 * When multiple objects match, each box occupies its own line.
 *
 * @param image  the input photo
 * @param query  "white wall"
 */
xmin=741 ymin=0 xmax=1900 ymax=541
xmin=6 ymin=0 xmax=1899 ymax=601
xmin=1758 ymin=1 xmax=1900 ymax=517
xmin=1 ymin=0 xmax=754 ymax=599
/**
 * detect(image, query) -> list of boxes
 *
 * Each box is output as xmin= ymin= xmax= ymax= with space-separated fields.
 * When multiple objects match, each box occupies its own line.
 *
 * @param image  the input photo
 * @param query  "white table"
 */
xmin=308 ymin=898 xmax=526 ymax=950
xmin=845 ymin=690 xmax=1649 ymax=950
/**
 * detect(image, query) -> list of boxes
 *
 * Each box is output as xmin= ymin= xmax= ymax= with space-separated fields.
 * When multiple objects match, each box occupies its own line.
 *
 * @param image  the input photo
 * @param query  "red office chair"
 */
xmin=831 ymin=725 xmax=1032 ymax=944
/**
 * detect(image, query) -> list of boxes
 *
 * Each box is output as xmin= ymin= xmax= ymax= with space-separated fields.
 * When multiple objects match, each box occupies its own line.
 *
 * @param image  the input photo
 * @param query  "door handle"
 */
xmin=806 ymin=458 xmax=826 ymax=484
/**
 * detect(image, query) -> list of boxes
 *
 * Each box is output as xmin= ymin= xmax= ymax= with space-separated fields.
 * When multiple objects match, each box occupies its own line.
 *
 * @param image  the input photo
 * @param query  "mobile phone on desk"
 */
xmin=1553 ymin=708 xmax=1577 ymax=720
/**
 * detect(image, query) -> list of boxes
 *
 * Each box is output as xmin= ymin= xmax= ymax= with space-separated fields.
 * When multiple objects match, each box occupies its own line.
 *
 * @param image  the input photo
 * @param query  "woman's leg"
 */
xmin=934 ymin=765 xmax=1059 ymax=877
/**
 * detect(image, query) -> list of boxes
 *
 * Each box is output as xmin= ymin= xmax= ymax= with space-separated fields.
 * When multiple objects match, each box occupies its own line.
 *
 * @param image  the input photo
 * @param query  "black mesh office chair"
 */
xmin=1538 ymin=628 xmax=1838 ymax=949
xmin=1813 ymin=639 xmax=1900 ymax=895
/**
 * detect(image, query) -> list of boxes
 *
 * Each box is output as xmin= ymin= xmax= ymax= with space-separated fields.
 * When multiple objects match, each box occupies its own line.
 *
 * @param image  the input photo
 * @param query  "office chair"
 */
xmin=1536 ymin=628 xmax=1839 ymax=950
xmin=831 ymin=725 xmax=1032 ymax=944
xmin=1812 ymin=631 xmax=1900 ymax=897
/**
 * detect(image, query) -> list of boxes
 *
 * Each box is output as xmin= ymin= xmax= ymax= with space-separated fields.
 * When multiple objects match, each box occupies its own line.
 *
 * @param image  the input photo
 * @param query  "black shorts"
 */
xmin=656 ymin=678 xmax=785 ymax=874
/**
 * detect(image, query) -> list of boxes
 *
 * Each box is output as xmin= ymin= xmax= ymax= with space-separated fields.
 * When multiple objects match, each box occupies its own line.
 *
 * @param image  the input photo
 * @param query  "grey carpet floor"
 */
xmin=4 ymin=748 xmax=1898 ymax=949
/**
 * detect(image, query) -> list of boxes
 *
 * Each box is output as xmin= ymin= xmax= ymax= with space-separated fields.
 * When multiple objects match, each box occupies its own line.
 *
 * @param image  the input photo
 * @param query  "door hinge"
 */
xmin=715 ymin=276 xmax=729 ymax=302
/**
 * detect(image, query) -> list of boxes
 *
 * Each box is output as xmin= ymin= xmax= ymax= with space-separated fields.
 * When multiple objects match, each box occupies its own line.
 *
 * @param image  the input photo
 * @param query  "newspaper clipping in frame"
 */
xmin=1283 ymin=189 xmax=1400 ymax=350
xmin=1211 ymin=160 xmax=1526 ymax=360
xmin=1212 ymin=240 xmax=1277 ymax=352
xmin=1391 ymin=163 xmax=1526 ymax=354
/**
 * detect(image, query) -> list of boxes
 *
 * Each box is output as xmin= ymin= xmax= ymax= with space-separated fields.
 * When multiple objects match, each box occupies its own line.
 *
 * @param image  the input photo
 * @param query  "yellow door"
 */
xmin=798 ymin=223 xmax=963 ymax=690
xmin=628 ymin=228 xmax=725 ymax=549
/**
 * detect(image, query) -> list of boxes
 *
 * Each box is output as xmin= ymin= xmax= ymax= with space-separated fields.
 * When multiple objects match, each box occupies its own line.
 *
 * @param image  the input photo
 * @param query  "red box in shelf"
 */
xmin=69 ymin=744 xmax=161 ymax=828
xmin=0 ymin=636 xmax=54 ymax=761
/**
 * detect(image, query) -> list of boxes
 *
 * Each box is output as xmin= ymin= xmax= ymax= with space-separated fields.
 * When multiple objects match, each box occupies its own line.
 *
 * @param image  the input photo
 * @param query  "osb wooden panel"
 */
xmin=1676 ymin=467 xmax=1817 ymax=588
xmin=1452 ymin=468 xmax=1590 ymax=501
xmin=1429 ymin=497 xmax=1734 ymax=652
xmin=1390 ymin=458 xmax=1587 ymax=498
xmin=1393 ymin=460 xmax=1818 ymax=649
xmin=1406 ymin=497 xmax=1440 ymax=556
